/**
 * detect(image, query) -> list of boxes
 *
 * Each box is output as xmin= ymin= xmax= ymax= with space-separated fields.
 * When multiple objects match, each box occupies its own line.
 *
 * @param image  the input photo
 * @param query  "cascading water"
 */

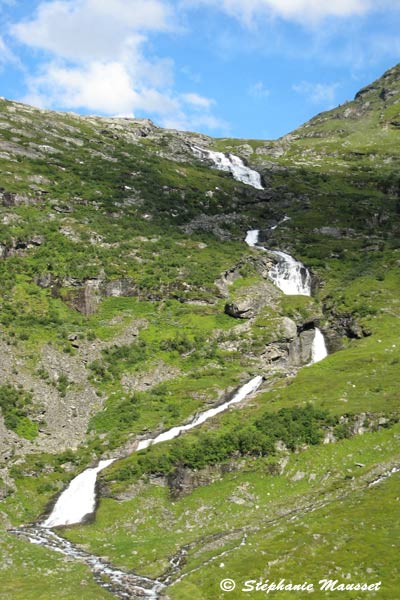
xmin=10 ymin=526 xmax=164 ymax=600
xmin=192 ymin=146 xmax=264 ymax=190
xmin=271 ymin=216 xmax=291 ymax=230
xmin=12 ymin=376 xmax=263 ymax=599
xmin=42 ymin=376 xmax=263 ymax=528
xmin=369 ymin=466 xmax=400 ymax=487
xmin=268 ymin=250 xmax=312 ymax=296
xmin=14 ymin=145 xmax=328 ymax=600
xmin=244 ymin=229 xmax=259 ymax=247
xmin=244 ymin=229 xmax=327 ymax=361
xmin=245 ymin=229 xmax=312 ymax=296
xmin=310 ymin=328 xmax=328 ymax=364
xmin=43 ymin=459 xmax=115 ymax=528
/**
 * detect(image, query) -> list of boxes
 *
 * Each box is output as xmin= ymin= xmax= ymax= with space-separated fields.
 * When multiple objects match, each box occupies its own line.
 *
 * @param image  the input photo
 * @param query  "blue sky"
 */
xmin=0 ymin=0 xmax=399 ymax=139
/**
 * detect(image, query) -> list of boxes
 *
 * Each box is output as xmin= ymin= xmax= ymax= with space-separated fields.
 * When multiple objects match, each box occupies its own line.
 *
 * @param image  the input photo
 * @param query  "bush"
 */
xmin=111 ymin=404 xmax=336 ymax=483
xmin=0 ymin=384 xmax=39 ymax=439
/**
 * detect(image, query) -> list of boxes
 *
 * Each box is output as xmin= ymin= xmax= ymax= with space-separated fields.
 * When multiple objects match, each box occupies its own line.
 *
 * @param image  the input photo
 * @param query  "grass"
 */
xmin=0 ymin=528 xmax=114 ymax=600
xmin=170 ymin=472 xmax=400 ymax=599
xmin=0 ymin=384 xmax=40 ymax=440
xmin=0 ymin=72 xmax=400 ymax=600
xmin=60 ymin=424 xmax=400 ymax=586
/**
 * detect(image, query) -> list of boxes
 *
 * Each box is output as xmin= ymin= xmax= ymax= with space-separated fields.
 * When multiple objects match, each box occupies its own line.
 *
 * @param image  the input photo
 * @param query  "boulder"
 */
xmin=288 ymin=329 xmax=315 ymax=366
xmin=224 ymin=302 xmax=252 ymax=319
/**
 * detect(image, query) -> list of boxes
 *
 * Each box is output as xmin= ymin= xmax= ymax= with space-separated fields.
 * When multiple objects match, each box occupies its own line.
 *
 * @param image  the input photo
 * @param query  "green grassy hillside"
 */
xmin=0 ymin=65 xmax=399 ymax=599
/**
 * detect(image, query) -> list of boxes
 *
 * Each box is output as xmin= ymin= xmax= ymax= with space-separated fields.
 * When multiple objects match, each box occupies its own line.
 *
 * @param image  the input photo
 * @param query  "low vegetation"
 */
xmin=0 ymin=65 xmax=399 ymax=599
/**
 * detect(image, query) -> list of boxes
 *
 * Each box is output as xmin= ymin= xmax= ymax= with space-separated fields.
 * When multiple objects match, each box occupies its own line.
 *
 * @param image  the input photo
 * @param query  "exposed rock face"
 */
xmin=167 ymin=463 xmax=239 ymax=499
xmin=258 ymin=325 xmax=316 ymax=368
xmin=288 ymin=329 xmax=315 ymax=365
xmin=0 ymin=235 xmax=44 ymax=259
xmin=280 ymin=317 xmax=298 ymax=338
xmin=38 ymin=345 xmax=102 ymax=448
xmin=313 ymin=226 xmax=355 ymax=238
xmin=261 ymin=342 xmax=289 ymax=365
xmin=223 ymin=280 xmax=280 ymax=320
xmin=0 ymin=189 xmax=40 ymax=206
xmin=351 ymin=413 xmax=369 ymax=435
xmin=100 ymin=278 xmax=140 ymax=298
xmin=34 ymin=273 xmax=54 ymax=288
xmin=35 ymin=274 xmax=159 ymax=316
xmin=0 ymin=340 xmax=102 ymax=461
xmin=0 ymin=415 xmax=19 ymax=465
xmin=216 ymin=255 xmax=273 ymax=296
xmin=65 ymin=278 xmax=102 ymax=316
xmin=121 ymin=362 xmax=181 ymax=392
xmin=323 ymin=307 xmax=371 ymax=352
xmin=35 ymin=272 xmax=196 ymax=315
xmin=182 ymin=213 xmax=243 ymax=239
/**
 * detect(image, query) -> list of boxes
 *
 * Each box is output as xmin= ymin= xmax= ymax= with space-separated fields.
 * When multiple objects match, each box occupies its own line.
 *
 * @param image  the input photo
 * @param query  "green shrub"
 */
xmin=0 ymin=384 xmax=39 ymax=439
xmin=109 ymin=405 xmax=337 ymax=483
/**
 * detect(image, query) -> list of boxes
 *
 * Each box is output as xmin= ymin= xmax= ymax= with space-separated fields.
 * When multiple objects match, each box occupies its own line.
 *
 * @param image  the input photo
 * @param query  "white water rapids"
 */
xmin=271 ymin=215 xmax=291 ymax=230
xmin=245 ymin=229 xmax=312 ymax=296
xmin=10 ymin=525 xmax=164 ymax=600
xmin=192 ymin=146 xmax=264 ymax=190
xmin=43 ymin=376 xmax=263 ymax=528
xmin=268 ymin=250 xmax=312 ymax=296
xmin=245 ymin=229 xmax=327 ymax=364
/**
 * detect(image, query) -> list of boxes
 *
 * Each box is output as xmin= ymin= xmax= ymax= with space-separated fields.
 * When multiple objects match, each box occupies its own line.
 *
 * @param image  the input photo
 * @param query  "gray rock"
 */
xmin=224 ymin=302 xmax=252 ymax=319
xmin=280 ymin=317 xmax=297 ymax=338
xmin=288 ymin=329 xmax=315 ymax=366
xmin=262 ymin=344 xmax=288 ymax=364
xmin=291 ymin=471 xmax=305 ymax=481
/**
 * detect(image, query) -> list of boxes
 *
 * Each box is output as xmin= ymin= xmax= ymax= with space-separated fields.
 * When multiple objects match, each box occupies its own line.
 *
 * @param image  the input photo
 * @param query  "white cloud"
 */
xmin=0 ymin=34 xmax=19 ymax=68
xmin=181 ymin=92 xmax=215 ymax=109
xmin=163 ymin=111 xmax=229 ymax=133
xmin=248 ymin=81 xmax=270 ymax=98
xmin=0 ymin=36 xmax=12 ymax=64
xmin=0 ymin=35 xmax=9 ymax=59
xmin=292 ymin=80 xmax=340 ymax=105
xmin=162 ymin=91 xmax=226 ymax=131
xmin=11 ymin=0 xmax=173 ymax=62
xmin=183 ymin=0 xmax=375 ymax=26
xmin=24 ymin=61 xmax=139 ymax=114
xmin=10 ymin=0 xmax=225 ymax=133
xmin=21 ymin=57 xmax=224 ymax=130
xmin=0 ymin=0 xmax=17 ymax=8
xmin=181 ymin=65 xmax=202 ymax=83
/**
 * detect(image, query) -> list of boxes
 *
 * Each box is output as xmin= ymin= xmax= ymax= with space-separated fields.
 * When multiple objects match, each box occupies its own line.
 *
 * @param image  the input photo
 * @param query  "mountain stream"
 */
xmin=11 ymin=152 xmax=329 ymax=598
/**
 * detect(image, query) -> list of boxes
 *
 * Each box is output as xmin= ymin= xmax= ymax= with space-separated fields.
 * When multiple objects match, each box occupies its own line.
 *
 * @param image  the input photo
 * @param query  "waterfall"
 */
xmin=310 ymin=327 xmax=328 ymax=364
xmin=137 ymin=375 xmax=262 ymax=450
xmin=244 ymin=230 xmax=328 ymax=363
xmin=192 ymin=146 xmax=264 ymax=190
xmin=244 ymin=229 xmax=259 ymax=247
xmin=42 ymin=459 xmax=115 ymax=528
xmin=42 ymin=376 xmax=263 ymax=528
xmin=268 ymin=250 xmax=312 ymax=296
xmin=245 ymin=230 xmax=311 ymax=296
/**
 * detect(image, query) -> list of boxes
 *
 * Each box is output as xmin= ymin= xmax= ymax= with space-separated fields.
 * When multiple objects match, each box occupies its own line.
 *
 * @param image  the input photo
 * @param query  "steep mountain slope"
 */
xmin=0 ymin=66 xmax=399 ymax=599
